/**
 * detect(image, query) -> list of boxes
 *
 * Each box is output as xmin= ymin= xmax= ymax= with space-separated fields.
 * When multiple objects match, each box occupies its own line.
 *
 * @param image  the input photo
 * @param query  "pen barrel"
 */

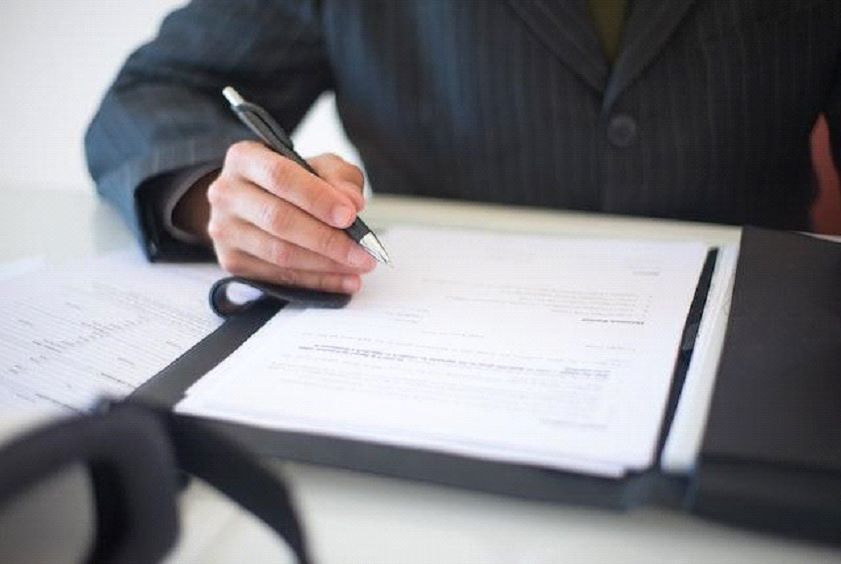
xmin=273 ymin=141 xmax=317 ymax=175
xmin=344 ymin=219 xmax=369 ymax=243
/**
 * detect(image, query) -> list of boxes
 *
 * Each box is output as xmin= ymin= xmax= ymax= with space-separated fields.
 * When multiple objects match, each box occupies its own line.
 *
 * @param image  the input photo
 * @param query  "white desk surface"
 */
xmin=1 ymin=187 xmax=839 ymax=564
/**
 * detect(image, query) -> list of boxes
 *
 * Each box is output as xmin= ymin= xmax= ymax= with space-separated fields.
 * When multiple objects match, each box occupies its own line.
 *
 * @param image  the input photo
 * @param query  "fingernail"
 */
xmin=348 ymin=245 xmax=375 ymax=268
xmin=331 ymin=205 xmax=354 ymax=227
xmin=342 ymin=276 xmax=360 ymax=293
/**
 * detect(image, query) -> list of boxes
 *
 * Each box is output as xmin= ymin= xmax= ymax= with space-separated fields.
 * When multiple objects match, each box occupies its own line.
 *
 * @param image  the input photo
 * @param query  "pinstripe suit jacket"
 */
xmin=85 ymin=0 xmax=841 ymax=260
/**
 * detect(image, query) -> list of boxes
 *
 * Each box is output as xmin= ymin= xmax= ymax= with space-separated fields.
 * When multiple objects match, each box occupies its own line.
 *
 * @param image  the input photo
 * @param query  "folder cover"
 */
xmin=694 ymin=227 xmax=841 ymax=543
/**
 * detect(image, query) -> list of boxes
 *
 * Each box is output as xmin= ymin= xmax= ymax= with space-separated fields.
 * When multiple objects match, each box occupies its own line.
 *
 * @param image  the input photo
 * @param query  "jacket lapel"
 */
xmin=505 ymin=0 xmax=609 ymax=94
xmin=602 ymin=0 xmax=697 ymax=112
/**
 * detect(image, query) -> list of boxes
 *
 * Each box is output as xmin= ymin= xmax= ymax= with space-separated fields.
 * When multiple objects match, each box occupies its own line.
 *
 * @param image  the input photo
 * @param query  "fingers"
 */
xmin=207 ymin=141 xmax=376 ymax=293
xmin=225 ymin=142 xmax=361 ymax=229
xmin=307 ymin=153 xmax=366 ymax=211
xmin=216 ymin=249 xmax=362 ymax=294
xmin=214 ymin=180 xmax=376 ymax=269
xmin=214 ymin=217 xmax=375 ymax=275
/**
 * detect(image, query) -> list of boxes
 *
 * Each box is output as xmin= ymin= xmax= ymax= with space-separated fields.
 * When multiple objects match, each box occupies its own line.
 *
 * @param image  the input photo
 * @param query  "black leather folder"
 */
xmin=694 ymin=227 xmax=841 ymax=542
xmin=132 ymin=227 xmax=841 ymax=545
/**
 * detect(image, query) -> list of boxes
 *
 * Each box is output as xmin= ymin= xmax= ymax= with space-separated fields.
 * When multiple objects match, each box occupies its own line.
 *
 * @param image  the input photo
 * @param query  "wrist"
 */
xmin=172 ymin=169 xmax=219 ymax=244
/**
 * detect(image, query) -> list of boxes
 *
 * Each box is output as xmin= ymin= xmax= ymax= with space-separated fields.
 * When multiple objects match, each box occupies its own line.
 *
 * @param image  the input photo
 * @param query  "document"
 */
xmin=0 ymin=250 xmax=223 ymax=413
xmin=178 ymin=226 xmax=709 ymax=477
xmin=0 ymin=256 xmax=45 ymax=282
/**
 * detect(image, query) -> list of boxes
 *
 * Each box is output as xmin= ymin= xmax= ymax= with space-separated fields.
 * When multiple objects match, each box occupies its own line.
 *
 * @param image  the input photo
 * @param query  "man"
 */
xmin=86 ymin=0 xmax=841 ymax=294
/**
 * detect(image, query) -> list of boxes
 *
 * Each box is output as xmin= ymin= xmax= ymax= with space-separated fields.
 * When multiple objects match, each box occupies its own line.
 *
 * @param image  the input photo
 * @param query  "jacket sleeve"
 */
xmin=84 ymin=0 xmax=332 ymax=261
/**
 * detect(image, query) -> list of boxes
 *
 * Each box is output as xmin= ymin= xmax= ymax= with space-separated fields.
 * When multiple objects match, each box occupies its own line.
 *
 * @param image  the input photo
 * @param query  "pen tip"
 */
xmin=359 ymin=233 xmax=392 ymax=266
xmin=381 ymin=250 xmax=394 ymax=267
xmin=222 ymin=86 xmax=244 ymax=106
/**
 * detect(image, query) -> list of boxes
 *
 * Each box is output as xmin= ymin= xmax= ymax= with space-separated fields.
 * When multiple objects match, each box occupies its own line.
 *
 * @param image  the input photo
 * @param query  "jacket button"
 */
xmin=607 ymin=114 xmax=637 ymax=147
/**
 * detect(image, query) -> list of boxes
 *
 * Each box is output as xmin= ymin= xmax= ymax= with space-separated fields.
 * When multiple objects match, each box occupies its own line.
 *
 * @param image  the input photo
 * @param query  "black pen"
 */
xmin=222 ymin=86 xmax=391 ymax=265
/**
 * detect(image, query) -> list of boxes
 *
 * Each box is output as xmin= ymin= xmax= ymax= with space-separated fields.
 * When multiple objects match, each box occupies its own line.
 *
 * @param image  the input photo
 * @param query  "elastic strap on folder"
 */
xmin=654 ymin=248 xmax=718 ymax=461
xmin=209 ymin=276 xmax=350 ymax=318
xmin=151 ymin=407 xmax=313 ymax=564
xmin=0 ymin=402 xmax=313 ymax=564
xmin=0 ymin=405 xmax=180 ymax=563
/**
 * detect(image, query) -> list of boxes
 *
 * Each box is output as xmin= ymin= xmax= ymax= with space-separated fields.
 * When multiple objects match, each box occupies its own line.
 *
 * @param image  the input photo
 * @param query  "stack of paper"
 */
xmin=178 ymin=226 xmax=709 ymax=478
xmin=0 ymin=251 xmax=223 ymax=413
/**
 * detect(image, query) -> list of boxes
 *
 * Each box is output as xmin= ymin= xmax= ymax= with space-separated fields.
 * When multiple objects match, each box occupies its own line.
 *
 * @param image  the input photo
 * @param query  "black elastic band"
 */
xmin=0 ymin=406 xmax=179 ymax=563
xmin=0 ymin=402 xmax=313 ymax=564
xmin=653 ymin=248 xmax=719 ymax=462
xmin=150 ymin=407 xmax=313 ymax=564
xmin=209 ymin=276 xmax=350 ymax=318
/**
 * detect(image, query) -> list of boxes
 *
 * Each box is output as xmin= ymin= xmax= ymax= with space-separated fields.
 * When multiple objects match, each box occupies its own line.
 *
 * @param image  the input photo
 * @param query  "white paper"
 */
xmin=0 ymin=256 xmax=45 ymax=282
xmin=0 ymin=250 xmax=223 ymax=413
xmin=178 ymin=226 xmax=708 ymax=477
xmin=660 ymin=245 xmax=738 ymax=473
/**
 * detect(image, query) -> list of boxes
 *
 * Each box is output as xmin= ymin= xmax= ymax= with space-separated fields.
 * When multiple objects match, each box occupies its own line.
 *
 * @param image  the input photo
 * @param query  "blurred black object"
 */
xmin=0 ymin=401 xmax=311 ymax=564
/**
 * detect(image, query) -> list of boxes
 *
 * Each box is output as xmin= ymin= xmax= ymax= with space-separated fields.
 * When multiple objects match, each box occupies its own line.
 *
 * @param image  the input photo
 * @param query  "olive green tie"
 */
xmin=587 ymin=0 xmax=628 ymax=64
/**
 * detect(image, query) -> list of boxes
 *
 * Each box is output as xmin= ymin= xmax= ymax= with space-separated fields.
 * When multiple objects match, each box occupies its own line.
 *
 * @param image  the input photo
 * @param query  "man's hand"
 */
xmin=182 ymin=141 xmax=377 ymax=293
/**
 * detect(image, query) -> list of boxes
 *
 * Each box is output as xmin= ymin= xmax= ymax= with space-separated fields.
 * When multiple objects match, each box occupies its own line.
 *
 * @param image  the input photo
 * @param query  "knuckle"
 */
xmin=321 ymin=152 xmax=344 ymax=167
xmin=206 ymin=218 xmax=226 ymax=241
xmin=278 ymin=268 xmax=302 ymax=287
xmin=316 ymin=273 xmax=341 ymax=292
xmin=218 ymin=252 xmax=242 ymax=274
xmin=261 ymin=202 xmax=289 ymax=234
xmin=309 ymin=152 xmax=341 ymax=170
xmin=267 ymin=239 xmax=292 ymax=266
xmin=226 ymin=141 xmax=252 ymax=165
xmin=206 ymin=179 xmax=227 ymax=206
xmin=306 ymin=272 xmax=327 ymax=291
xmin=318 ymin=228 xmax=347 ymax=260
xmin=347 ymin=164 xmax=365 ymax=187
xmin=309 ymin=184 xmax=339 ymax=215
xmin=318 ymin=153 xmax=363 ymax=186
xmin=263 ymin=157 xmax=293 ymax=193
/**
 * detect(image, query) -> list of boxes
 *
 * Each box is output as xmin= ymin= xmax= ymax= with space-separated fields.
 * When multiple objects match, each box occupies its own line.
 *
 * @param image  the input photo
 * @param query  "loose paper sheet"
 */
xmin=179 ymin=226 xmax=708 ymax=477
xmin=0 ymin=250 xmax=223 ymax=413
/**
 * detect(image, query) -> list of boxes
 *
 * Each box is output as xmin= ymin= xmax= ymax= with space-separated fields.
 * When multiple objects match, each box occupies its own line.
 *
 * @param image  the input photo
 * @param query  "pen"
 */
xmin=222 ymin=86 xmax=392 ymax=265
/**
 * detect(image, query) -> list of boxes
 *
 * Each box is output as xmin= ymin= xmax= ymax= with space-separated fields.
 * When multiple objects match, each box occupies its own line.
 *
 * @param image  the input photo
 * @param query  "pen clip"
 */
xmin=223 ymin=86 xmax=319 ymax=176
xmin=234 ymin=101 xmax=296 ymax=151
